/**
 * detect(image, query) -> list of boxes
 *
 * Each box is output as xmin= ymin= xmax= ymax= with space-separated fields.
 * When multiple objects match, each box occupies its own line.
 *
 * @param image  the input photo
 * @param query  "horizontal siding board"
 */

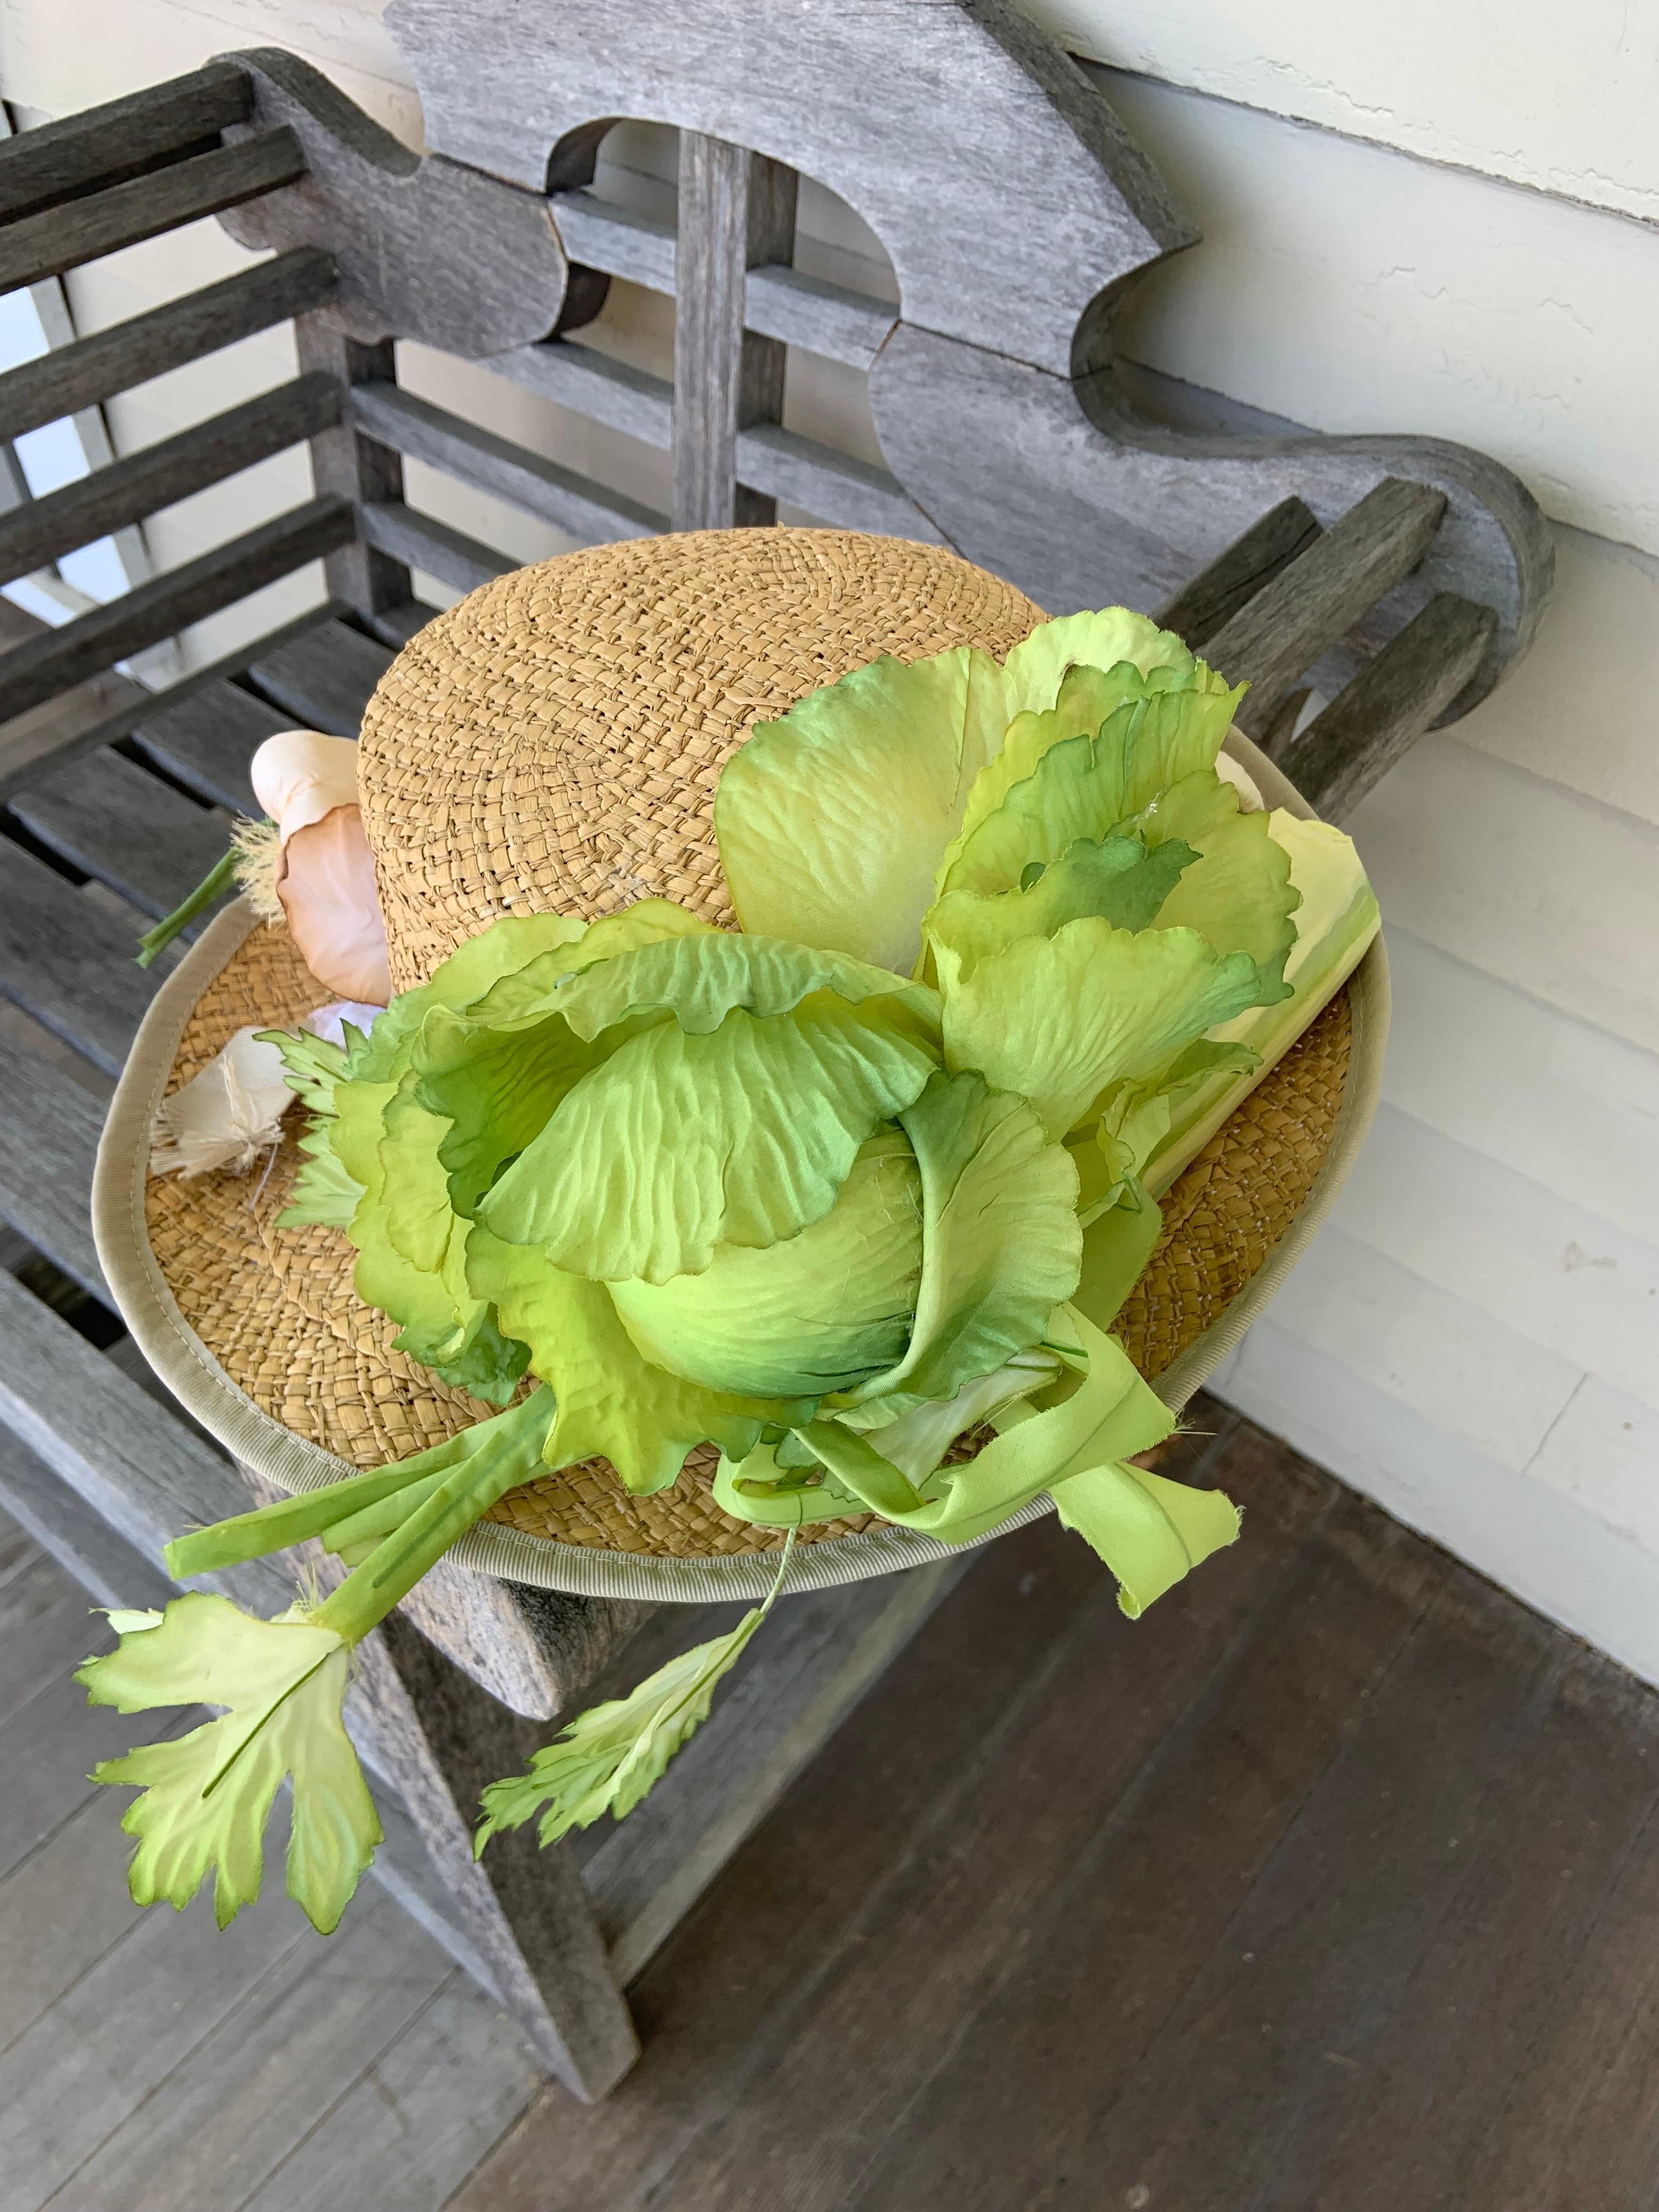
xmin=1248 ymin=1221 xmax=1582 ymax=1472
xmin=1525 ymin=1379 xmax=1659 ymax=1552
xmin=1220 ymin=1318 xmax=1659 ymax=1689
xmin=1348 ymin=738 xmax=1659 ymax=1057
xmin=1378 ymin=928 xmax=1659 ymax=1251
xmin=1325 ymin=1102 xmax=1659 ymax=1417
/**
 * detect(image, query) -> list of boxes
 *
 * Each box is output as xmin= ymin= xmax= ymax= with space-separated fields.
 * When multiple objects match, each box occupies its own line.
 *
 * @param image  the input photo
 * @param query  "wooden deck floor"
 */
xmin=10 ymin=1408 xmax=1659 ymax=2210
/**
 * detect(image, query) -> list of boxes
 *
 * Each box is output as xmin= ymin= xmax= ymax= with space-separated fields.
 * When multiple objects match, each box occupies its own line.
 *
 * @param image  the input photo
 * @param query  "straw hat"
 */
xmin=94 ymin=528 xmax=1386 ymax=1602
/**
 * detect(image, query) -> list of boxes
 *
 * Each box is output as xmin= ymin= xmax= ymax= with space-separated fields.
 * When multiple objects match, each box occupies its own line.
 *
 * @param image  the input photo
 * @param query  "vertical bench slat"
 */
xmin=295 ymin=315 xmax=411 ymax=620
xmin=672 ymin=136 xmax=797 ymax=529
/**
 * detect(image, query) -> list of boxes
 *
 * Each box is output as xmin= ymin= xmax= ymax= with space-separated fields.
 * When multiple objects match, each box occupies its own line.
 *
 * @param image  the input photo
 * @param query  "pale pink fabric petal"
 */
xmin=250 ymin=730 xmax=363 ymax=841
xmin=276 ymin=806 xmax=392 ymax=1003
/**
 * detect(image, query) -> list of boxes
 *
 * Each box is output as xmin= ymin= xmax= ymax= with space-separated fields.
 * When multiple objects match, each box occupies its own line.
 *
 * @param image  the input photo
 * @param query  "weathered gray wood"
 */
xmin=672 ymin=135 xmax=795 ymax=531
xmin=0 ymin=494 xmax=354 ymax=727
xmin=0 ymin=1042 xmax=108 ymax=1300
xmin=732 ymin=422 xmax=943 ymax=539
xmin=585 ymin=1559 xmax=968 ymax=1988
xmin=389 ymin=0 xmax=1194 ymax=377
xmin=242 ymin=613 xmax=392 ymax=735
xmin=0 ymin=60 xmax=252 ymax=224
xmin=0 ymin=248 xmax=337 ymax=443
xmin=489 ymin=337 xmax=674 ymax=450
xmin=0 ymin=603 xmax=332 ymax=804
xmin=0 ymin=1269 xmax=291 ymax=1616
xmin=363 ymin=596 xmax=444 ymax=649
xmin=349 ymin=380 xmax=667 ymax=543
xmin=871 ymin=329 xmax=1553 ymax=702
xmin=744 ymin=263 xmax=896 ymax=371
xmin=0 ymin=129 xmax=306 ymax=294
xmin=355 ymin=1606 xmax=639 ymax=2096
xmin=1277 ymin=591 xmax=1499 ymax=819
xmin=1200 ymin=477 xmax=1447 ymax=731
xmin=1154 ymin=495 xmax=1322 ymax=647
xmin=546 ymin=193 xmax=898 ymax=370
xmin=0 ymin=1423 xmax=174 ymax=1614
xmin=0 ymin=373 xmax=342 ymax=590
xmin=358 ymin=499 xmax=516 ymax=597
xmin=0 ymin=847 xmax=161 ymax=1072
xmin=549 ymin=190 xmax=677 ymax=294
xmin=217 ymin=47 xmax=572 ymax=357
xmin=9 ymin=749 xmax=232 ymax=922
xmin=128 ymin=675 xmax=295 ymax=815
xmin=294 ymin=314 xmax=408 ymax=619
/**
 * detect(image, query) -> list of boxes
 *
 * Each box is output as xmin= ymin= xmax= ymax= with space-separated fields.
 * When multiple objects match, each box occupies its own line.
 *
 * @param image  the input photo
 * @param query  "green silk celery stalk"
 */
xmin=80 ymin=1389 xmax=558 ymax=1932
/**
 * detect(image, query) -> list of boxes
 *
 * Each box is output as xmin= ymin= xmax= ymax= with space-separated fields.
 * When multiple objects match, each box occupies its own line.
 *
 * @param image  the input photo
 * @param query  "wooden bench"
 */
xmin=0 ymin=0 xmax=1552 ymax=2101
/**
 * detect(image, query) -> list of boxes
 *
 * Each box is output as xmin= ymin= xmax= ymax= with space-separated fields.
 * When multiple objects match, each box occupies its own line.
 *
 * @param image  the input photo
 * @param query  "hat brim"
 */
xmin=93 ymin=730 xmax=1386 ymax=1603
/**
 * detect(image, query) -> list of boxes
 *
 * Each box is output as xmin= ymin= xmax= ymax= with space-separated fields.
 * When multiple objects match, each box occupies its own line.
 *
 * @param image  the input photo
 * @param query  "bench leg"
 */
xmin=348 ymin=1606 xmax=640 ymax=2101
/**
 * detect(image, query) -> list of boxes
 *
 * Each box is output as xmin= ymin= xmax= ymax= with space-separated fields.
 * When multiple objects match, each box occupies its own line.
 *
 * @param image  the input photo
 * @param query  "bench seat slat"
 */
xmin=241 ymin=617 xmax=394 ymax=737
xmin=9 ymin=749 xmax=232 ymax=922
xmin=0 ymin=1043 xmax=108 ymax=1301
xmin=129 ymin=679 xmax=293 ymax=817
xmin=0 ymin=845 xmax=158 ymax=1073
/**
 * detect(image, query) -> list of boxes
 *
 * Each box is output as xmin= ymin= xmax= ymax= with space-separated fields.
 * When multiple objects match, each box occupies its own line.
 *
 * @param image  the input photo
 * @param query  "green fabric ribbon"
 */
xmin=714 ymin=1305 xmax=1240 ymax=1615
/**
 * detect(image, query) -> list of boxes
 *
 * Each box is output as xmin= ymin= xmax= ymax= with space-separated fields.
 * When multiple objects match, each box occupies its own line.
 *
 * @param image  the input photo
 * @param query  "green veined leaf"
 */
xmin=715 ymin=647 xmax=1011 ymax=974
xmin=940 ymin=917 xmax=1266 ymax=1142
xmin=476 ymin=1537 xmax=797 ymax=1852
xmin=480 ymin=995 xmax=939 ymax=1284
xmin=466 ymin=1227 xmax=797 ymax=1488
xmin=79 ymin=1595 xmax=380 ymax=1934
xmin=1137 ymin=774 xmax=1299 ymax=999
xmin=548 ymin=929 xmax=938 ymax=1039
xmin=924 ymin=832 xmax=1195 ymax=984
xmin=346 ymin=910 xmax=598 ymax=1083
xmin=607 ymin=1132 xmax=923 ymax=1400
xmin=997 ymin=606 xmax=1203 ymax=723
xmin=845 ymin=1071 xmax=1081 ymax=1407
xmin=454 ymin=899 xmax=718 ymax=1031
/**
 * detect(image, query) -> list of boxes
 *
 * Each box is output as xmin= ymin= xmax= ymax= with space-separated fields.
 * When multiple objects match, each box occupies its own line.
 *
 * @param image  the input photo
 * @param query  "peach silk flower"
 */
xmin=249 ymin=732 xmax=391 ymax=1004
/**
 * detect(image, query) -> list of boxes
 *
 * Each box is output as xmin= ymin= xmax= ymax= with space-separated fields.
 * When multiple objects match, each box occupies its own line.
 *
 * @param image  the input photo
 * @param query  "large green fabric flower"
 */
xmin=87 ymin=602 xmax=1379 ymax=1930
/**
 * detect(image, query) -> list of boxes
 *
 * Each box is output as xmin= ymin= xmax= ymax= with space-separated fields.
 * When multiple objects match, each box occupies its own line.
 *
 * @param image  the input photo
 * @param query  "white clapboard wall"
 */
xmin=1 ymin=0 xmax=1655 ymax=1679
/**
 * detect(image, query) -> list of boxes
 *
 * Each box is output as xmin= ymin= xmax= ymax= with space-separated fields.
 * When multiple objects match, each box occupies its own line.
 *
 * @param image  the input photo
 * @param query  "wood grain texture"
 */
xmin=0 ymin=247 xmax=337 ymax=443
xmin=216 ymin=48 xmax=571 ymax=358
xmin=0 ymin=129 xmax=306 ymax=294
xmin=672 ymin=136 xmax=795 ymax=531
xmin=0 ymin=60 xmax=251 ymax=224
xmin=0 ymin=494 xmax=354 ymax=727
xmin=0 ymin=844 xmax=161 ymax=1072
xmin=9 ymin=748 xmax=232 ymax=922
xmin=490 ymin=338 xmax=674 ymax=450
xmin=1202 ymin=476 xmax=1447 ymax=730
xmin=732 ymin=422 xmax=943 ymax=539
xmin=1154 ymin=493 xmax=1321 ymax=645
xmin=871 ymin=331 xmax=1551 ymax=701
xmin=0 ymin=604 xmax=331 ymax=806
xmin=1277 ymin=590 xmax=1499 ymax=818
xmin=358 ymin=499 xmax=517 ymax=596
xmin=453 ymin=1420 xmax=1659 ymax=2211
xmin=0 ymin=373 xmax=342 ymax=591
xmin=0 ymin=1039 xmax=108 ymax=1299
xmin=241 ymin=613 xmax=392 ymax=736
xmin=349 ymin=379 xmax=667 ymax=543
xmin=292 ymin=314 xmax=408 ymax=619
xmin=388 ymin=0 xmax=1194 ymax=377
xmin=128 ymin=673 xmax=297 ymax=816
